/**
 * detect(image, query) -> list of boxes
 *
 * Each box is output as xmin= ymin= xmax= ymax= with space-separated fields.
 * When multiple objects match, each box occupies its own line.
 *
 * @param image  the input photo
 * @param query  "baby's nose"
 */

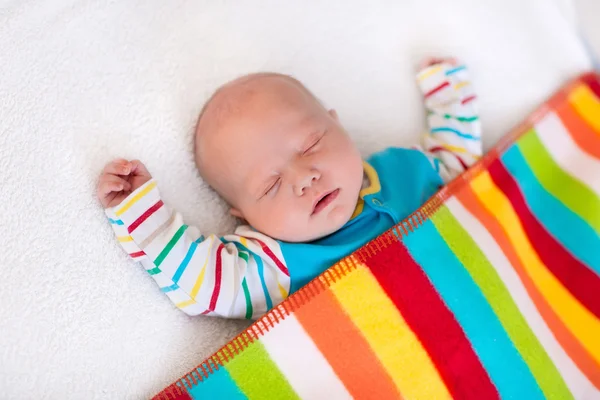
xmin=293 ymin=169 xmax=320 ymax=196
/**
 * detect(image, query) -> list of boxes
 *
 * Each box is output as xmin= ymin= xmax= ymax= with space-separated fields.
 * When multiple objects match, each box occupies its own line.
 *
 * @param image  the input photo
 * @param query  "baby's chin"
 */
xmin=270 ymin=204 xmax=353 ymax=243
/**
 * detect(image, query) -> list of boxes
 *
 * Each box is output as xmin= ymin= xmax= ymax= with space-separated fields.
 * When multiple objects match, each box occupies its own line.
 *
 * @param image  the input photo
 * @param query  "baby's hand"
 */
xmin=97 ymin=159 xmax=152 ymax=208
xmin=419 ymin=57 xmax=458 ymax=69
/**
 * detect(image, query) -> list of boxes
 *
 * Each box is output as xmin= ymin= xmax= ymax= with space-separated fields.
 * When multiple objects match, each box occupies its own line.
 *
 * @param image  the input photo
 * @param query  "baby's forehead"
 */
xmin=202 ymin=74 xmax=317 ymax=127
xmin=197 ymin=76 xmax=319 ymax=150
xmin=195 ymin=74 xmax=322 ymax=192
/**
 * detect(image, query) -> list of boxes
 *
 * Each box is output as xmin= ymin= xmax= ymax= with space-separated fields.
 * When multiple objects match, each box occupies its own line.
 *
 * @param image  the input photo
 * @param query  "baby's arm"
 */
xmin=414 ymin=58 xmax=482 ymax=182
xmin=99 ymin=161 xmax=290 ymax=319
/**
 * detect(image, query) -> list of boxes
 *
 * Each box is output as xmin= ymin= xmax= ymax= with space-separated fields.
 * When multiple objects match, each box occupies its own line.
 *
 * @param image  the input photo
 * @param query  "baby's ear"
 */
xmin=328 ymin=109 xmax=339 ymax=121
xmin=230 ymin=208 xmax=244 ymax=219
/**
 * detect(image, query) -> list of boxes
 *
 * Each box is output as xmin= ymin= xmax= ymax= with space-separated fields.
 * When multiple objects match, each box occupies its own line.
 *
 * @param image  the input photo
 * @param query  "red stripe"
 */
xmin=127 ymin=200 xmax=164 ymax=233
xmin=429 ymin=146 xmax=446 ymax=153
xmin=425 ymin=81 xmax=450 ymax=98
xmin=366 ymin=240 xmax=498 ymax=400
xmin=429 ymin=147 xmax=469 ymax=170
xmin=581 ymin=73 xmax=600 ymax=98
xmin=489 ymin=159 xmax=600 ymax=317
xmin=206 ymin=243 xmax=224 ymax=313
xmin=255 ymin=239 xmax=290 ymax=276
xmin=461 ymin=95 xmax=477 ymax=105
xmin=130 ymin=251 xmax=145 ymax=258
xmin=453 ymin=154 xmax=469 ymax=170
xmin=152 ymin=383 xmax=193 ymax=400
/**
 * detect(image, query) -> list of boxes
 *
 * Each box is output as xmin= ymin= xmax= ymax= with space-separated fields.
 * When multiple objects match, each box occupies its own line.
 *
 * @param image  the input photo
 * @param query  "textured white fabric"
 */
xmin=574 ymin=0 xmax=600 ymax=66
xmin=0 ymin=0 xmax=593 ymax=398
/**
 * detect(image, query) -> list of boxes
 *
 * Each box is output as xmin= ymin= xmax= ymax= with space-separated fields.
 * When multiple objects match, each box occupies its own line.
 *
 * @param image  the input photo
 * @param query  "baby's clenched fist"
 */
xmin=97 ymin=159 xmax=152 ymax=208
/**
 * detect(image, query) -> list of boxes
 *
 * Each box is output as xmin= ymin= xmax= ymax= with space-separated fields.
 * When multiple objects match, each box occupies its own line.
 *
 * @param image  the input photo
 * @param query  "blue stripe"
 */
xmin=161 ymin=283 xmax=179 ymax=293
xmin=108 ymin=218 xmax=124 ymax=225
xmin=403 ymin=220 xmax=544 ymax=400
xmin=172 ymin=238 xmax=202 ymax=283
xmin=501 ymin=146 xmax=600 ymax=275
xmin=255 ymin=256 xmax=273 ymax=311
xmin=446 ymin=65 xmax=466 ymax=75
xmin=432 ymin=157 xmax=441 ymax=172
xmin=188 ymin=361 xmax=247 ymax=399
xmin=431 ymin=127 xmax=479 ymax=141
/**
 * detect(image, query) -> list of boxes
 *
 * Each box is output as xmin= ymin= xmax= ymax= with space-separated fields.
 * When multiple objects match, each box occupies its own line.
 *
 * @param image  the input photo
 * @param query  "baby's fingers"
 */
xmin=129 ymin=159 xmax=150 ymax=177
xmin=103 ymin=159 xmax=132 ymax=176
xmin=98 ymin=175 xmax=131 ymax=196
xmin=419 ymin=57 xmax=458 ymax=69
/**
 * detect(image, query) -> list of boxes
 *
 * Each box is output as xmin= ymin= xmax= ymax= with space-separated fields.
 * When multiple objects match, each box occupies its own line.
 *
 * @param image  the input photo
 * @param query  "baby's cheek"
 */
xmin=257 ymin=201 xmax=297 ymax=235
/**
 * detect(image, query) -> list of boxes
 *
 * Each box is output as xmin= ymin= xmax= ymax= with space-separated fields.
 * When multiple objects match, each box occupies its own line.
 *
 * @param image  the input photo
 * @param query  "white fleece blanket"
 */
xmin=0 ymin=0 xmax=595 ymax=398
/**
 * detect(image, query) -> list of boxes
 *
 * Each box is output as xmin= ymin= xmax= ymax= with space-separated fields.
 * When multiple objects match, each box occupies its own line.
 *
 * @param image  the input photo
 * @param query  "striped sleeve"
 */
xmin=414 ymin=61 xmax=483 ymax=182
xmin=104 ymin=179 xmax=290 ymax=320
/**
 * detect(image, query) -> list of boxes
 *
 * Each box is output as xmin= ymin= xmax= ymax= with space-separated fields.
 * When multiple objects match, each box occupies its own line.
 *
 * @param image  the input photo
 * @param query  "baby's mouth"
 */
xmin=312 ymin=189 xmax=340 ymax=216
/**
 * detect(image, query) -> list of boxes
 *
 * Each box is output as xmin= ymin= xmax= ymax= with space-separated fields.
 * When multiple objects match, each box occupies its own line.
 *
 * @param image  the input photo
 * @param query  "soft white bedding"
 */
xmin=0 ymin=0 xmax=594 ymax=397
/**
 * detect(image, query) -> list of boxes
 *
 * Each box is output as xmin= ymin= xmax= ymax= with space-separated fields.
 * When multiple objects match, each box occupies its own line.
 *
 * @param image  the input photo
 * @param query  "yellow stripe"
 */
xmin=240 ymin=237 xmax=248 ymax=247
xmin=330 ymin=261 xmax=452 ymax=399
xmin=349 ymin=162 xmax=380 ymax=220
xmin=176 ymin=299 xmax=195 ymax=309
xmin=454 ymin=81 xmax=470 ymax=90
xmin=441 ymin=143 xmax=468 ymax=153
xmin=417 ymin=65 xmax=443 ymax=82
xmin=360 ymin=162 xmax=381 ymax=197
xmin=115 ymin=181 xmax=157 ymax=216
xmin=471 ymin=171 xmax=600 ymax=362
xmin=350 ymin=199 xmax=364 ymax=220
xmin=117 ymin=235 xmax=133 ymax=242
xmin=277 ymin=283 xmax=288 ymax=299
xmin=175 ymin=237 xmax=213 ymax=309
xmin=437 ymin=143 xmax=480 ymax=159
xmin=570 ymin=84 xmax=600 ymax=136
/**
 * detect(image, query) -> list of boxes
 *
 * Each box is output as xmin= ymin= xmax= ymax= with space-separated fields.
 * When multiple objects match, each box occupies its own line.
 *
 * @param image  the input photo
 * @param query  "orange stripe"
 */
xmin=556 ymin=100 xmax=600 ymax=159
xmin=456 ymin=186 xmax=600 ymax=388
xmin=293 ymin=281 xmax=401 ymax=399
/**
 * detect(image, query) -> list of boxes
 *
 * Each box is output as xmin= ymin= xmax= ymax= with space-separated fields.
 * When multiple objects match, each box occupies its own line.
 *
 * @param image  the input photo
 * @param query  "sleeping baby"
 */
xmin=97 ymin=57 xmax=481 ymax=319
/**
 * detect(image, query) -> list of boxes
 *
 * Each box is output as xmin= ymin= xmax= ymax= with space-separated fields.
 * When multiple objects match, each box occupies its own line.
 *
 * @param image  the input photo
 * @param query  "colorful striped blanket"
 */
xmin=156 ymin=73 xmax=600 ymax=400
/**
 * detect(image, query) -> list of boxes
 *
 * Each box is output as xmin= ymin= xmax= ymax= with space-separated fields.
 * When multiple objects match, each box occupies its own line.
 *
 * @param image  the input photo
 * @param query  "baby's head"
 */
xmin=195 ymin=73 xmax=363 ymax=242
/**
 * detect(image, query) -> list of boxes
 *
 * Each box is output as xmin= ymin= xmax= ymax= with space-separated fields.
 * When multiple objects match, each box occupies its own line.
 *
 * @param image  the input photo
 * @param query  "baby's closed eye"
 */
xmin=262 ymin=177 xmax=281 ymax=198
xmin=302 ymin=130 xmax=326 ymax=155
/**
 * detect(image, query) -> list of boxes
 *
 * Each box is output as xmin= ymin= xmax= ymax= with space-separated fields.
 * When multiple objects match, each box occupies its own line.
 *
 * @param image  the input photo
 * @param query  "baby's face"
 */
xmin=199 ymin=77 xmax=363 ymax=242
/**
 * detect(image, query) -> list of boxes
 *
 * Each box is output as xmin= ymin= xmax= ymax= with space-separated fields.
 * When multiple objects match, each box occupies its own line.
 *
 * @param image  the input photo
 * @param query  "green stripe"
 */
xmin=238 ymin=251 xmax=249 ymax=263
xmin=234 ymin=249 xmax=253 ymax=318
xmin=518 ymin=130 xmax=600 ymax=233
xmin=147 ymin=267 xmax=160 ymax=275
xmin=241 ymin=278 xmax=253 ymax=319
xmin=429 ymin=110 xmax=479 ymax=122
xmin=226 ymin=340 xmax=299 ymax=399
xmin=154 ymin=225 xmax=188 ymax=267
xmin=235 ymin=250 xmax=253 ymax=318
xmin=432 ymin=206 xmax=573 ymax=400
